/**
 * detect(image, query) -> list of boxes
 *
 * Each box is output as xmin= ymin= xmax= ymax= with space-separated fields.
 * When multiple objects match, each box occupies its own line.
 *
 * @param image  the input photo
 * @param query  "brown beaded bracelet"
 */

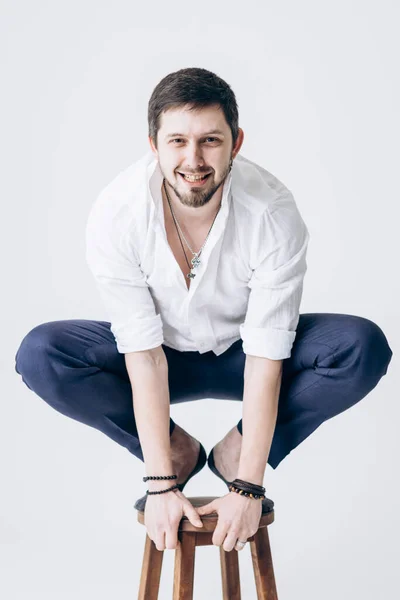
xmin=229 ymin=484 xmax=265 ymax=500
xmin=146 ymin=483 xmax=179 ymax=495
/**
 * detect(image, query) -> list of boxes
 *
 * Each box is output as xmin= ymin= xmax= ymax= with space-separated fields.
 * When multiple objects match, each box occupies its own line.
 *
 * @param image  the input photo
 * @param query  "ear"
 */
xmin=148 ymin=135 xmax=158 ymax=158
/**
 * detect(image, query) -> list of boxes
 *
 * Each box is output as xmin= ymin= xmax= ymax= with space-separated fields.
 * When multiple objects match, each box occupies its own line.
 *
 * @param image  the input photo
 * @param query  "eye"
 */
xmin=170 ymin=137 xmax=221 ymax=144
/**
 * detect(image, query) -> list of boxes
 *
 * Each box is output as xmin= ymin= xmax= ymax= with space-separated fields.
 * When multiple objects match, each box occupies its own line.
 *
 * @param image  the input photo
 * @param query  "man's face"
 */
xmin=151 ymin=104 xmax=234 ymax=208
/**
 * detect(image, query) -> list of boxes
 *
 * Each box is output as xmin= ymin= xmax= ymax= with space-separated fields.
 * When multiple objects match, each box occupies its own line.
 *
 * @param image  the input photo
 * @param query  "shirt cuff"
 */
xmin=111 ymin=314 xmax=164 ymax=354
xmin=239 ymin=324 xmax=296 ymax=359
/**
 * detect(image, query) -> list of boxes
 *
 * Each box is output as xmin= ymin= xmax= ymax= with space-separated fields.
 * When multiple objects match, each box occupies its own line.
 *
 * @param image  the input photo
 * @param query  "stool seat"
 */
xmin=134 ymin=493 xmax=275 ymax=514
xmin=136 ymin=495 xmax=278 ymax=599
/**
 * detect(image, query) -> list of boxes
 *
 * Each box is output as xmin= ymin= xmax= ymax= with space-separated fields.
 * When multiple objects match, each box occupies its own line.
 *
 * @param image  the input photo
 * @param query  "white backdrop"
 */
xmin=2 ymin=1 xmax=399 ymax=598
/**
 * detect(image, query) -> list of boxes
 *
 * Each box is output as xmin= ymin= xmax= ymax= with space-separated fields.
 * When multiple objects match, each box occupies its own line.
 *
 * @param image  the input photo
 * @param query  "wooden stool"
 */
xmin=136 ymin=495 xmax=278 ymax=599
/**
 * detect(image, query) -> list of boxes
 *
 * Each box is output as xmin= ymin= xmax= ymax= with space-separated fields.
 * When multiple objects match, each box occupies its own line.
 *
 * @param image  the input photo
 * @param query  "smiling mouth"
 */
xmin=178 ymin=172 xmax=212 ymax=183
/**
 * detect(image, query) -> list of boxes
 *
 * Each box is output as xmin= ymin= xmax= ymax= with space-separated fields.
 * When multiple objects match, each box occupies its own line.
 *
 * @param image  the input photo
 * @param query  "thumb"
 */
xmin=197 ymin=501 xmax=218 ymax=516
xmin=184 ymin=505 xmax=204 ymax=528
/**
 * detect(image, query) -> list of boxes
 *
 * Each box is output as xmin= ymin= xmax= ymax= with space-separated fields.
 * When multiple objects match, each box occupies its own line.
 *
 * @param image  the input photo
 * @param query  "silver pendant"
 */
xmin=191 ymin=255 xmax=201 ymax=268
xmin=187 ymin=271 xmax=196 ymax=279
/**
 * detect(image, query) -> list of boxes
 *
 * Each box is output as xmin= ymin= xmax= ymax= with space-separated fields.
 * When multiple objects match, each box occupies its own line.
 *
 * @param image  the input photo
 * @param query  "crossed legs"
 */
xmin=14 ymin=313 xmax=393 ymax=480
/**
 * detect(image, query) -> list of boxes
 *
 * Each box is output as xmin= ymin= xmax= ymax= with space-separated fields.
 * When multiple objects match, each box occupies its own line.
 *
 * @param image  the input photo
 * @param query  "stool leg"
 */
xmin=220 ymin=547 xmax=241 ymax=599
xmin=138 ymin=534 xmax=164 ymax=600
xmin=250 ymin=527 xmax=278 ymax=599
xmin=173 ymin=532 xmax=196 ymax=600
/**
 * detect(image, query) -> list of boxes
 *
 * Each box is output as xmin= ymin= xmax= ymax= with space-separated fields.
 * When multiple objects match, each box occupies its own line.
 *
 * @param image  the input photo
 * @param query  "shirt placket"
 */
xmin=186 ymin=198 xmax=230 ymax=351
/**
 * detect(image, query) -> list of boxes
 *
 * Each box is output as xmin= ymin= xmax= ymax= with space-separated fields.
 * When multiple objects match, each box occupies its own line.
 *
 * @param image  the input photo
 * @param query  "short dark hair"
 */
xmin=148 ymin=67 xmax=239 ymax=149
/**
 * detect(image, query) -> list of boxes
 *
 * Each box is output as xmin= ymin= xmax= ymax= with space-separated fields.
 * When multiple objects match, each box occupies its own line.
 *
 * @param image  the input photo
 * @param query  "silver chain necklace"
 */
xmin=163 ymin=178 xmax=221 ymax=279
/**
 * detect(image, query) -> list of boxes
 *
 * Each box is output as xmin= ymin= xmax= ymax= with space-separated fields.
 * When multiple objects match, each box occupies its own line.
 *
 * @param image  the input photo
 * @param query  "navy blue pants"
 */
xmin=14 ymin=313 xmax=393 ymax=469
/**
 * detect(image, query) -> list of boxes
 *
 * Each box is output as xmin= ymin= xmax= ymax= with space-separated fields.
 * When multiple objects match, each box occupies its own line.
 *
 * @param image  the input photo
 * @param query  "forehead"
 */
xmin=159 ymin=105 xmax=229 ymax=137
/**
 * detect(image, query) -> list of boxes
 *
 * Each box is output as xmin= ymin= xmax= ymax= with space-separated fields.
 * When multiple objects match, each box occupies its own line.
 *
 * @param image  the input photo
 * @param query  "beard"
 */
xmin=162 ymin=159 xmax=232 ymax=208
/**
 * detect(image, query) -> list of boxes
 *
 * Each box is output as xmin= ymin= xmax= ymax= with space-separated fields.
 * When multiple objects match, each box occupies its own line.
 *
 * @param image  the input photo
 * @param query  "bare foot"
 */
xmin=170 ymin=424 xmax=201 ymax=485
xmin=212 ymin=425 xmax=242 ymax=482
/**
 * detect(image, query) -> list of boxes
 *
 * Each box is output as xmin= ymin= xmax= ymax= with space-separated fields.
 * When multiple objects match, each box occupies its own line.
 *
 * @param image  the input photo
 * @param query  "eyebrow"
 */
xmin=165 ymin=129 xmax=225 ymax=139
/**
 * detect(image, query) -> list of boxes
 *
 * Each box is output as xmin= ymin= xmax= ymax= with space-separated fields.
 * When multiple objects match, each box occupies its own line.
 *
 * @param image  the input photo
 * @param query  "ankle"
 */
xmin=170 ymin=425 xmax=200 ymax=480
xmin=219 ymin=424 xmax=242 ymax=446
xmin=212 ymin=427 xmax=242 ymax=483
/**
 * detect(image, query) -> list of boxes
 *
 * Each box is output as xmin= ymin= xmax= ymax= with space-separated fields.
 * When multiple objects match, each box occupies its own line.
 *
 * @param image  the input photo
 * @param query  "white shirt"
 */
xmin=85 ymin=150 xmax=310 ymax=359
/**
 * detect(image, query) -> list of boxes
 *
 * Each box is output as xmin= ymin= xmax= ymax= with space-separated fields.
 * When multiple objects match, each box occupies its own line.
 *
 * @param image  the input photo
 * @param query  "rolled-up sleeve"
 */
xmin=85 ymin=190 xmax=164 ymax=353
xmin=239 ymin=193 xmax=310 ymax=360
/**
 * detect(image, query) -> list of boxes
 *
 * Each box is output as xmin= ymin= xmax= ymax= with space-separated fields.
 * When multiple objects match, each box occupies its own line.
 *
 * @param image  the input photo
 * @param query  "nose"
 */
xmin=183 ymin=143 xmax=206 ymax=172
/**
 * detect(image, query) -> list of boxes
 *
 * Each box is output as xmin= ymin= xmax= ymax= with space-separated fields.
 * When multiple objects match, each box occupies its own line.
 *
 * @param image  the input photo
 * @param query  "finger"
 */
xmin=154 ymin=530 xmax=166 ymax=552
xmin=184 ymin=505 xmax=204 ymax=528
xmin=212 ymin=520 xmax=230 ymax=547
xmin=234 ymin=539 xmax=247 ymax=552
xmin=197 ymin=501 xmax=217 ymax=516
xmin=165 ymin=526 xmax=179 ymax=550
xmin=223 ymin=529 xmax=241 ymax=552
xmin=233 ymin=529 xmax=249 ymax=552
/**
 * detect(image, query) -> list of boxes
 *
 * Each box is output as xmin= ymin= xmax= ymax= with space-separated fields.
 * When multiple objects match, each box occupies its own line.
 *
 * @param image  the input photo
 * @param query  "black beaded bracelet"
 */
xmin=143 ymin=474 xmax=178 ymax=482
xmin=146 ymin=483 xmax=179 ymax=495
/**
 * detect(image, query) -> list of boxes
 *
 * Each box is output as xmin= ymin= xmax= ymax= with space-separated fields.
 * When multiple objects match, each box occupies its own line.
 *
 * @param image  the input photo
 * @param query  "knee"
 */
xmin=349 ymin=316 xmax=393 ymax=377
xmin=15 ymin=321 xmax=59 ymax=377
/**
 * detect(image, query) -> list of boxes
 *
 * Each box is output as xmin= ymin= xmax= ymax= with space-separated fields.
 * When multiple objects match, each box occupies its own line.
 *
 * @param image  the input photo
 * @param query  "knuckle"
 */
xmin=220 ymin=518 xmax=231 ymax=527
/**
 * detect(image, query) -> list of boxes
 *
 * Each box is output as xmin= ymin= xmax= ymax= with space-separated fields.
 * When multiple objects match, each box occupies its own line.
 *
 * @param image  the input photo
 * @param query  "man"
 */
xmin=15 ymin=67 xmax=393 ymax=555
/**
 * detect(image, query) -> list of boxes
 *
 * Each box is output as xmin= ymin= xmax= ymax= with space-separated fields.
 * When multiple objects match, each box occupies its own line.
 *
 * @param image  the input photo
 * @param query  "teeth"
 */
xmin=182 ymin=173 xmax=209 ymax=182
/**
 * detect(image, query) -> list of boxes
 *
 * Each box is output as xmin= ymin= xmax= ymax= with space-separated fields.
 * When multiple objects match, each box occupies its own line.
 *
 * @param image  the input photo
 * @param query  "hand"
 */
xmin=144 ymin=489 xmax=204 ymax=551
xmin=197 ymin=492 xmax=262 ymax=552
